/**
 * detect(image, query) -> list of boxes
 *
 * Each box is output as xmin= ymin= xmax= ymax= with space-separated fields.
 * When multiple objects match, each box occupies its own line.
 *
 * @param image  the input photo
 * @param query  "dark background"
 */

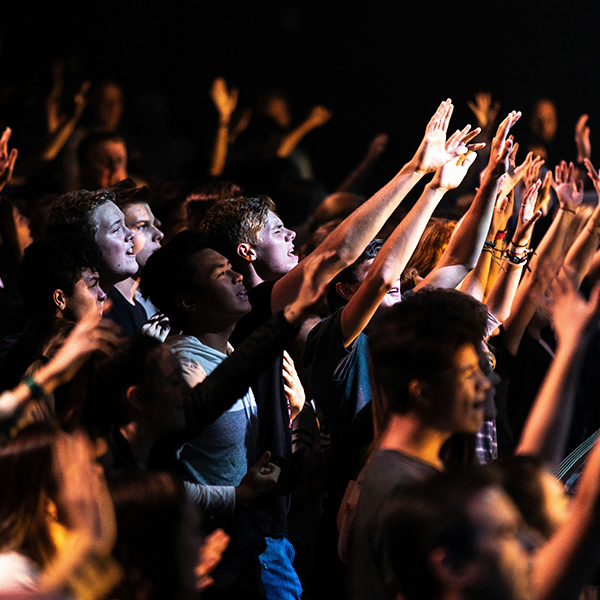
xmin=2 ymin=0 xmax=600 ymax=192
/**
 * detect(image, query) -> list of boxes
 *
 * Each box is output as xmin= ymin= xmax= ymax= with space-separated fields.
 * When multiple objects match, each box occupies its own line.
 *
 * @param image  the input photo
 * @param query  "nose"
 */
xmin=231 ymin=269 xmax=243 ymax=284
xmin=153 ymin=224 xmax=164 ymax=242
xmin=124 ymin=225 xmax=134 ymax=242
xmin=97 ymin=286 xmax=108 ymax=303
xmin=285 ymin=228 xmax=296 ymax=242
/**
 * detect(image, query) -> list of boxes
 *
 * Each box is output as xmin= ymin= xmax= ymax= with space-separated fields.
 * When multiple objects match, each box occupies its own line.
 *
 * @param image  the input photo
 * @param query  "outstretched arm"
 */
xmin=486 ymin=180 xmax=542 ymax=323
xmin=336 ymin=133 xmax=389 ymax=194
xmin=503 ymin=162 xmax=583 ymax=355
xmin=563 ymin=158 xmax=600 ymax=285
xmin=516 ymin=270 xmax=600 ymax=467
xmin=271 ymin=99 xmax=484 ymax=311
xmin=209 ymin=77 xmax=238 ymax=178
xmin=416 ymin=111 xmax=520 ymax=291
xmin=277 ymin=105 xmax=332 ymax=158
xmin=339 ymin=152 xmax=477 ymax=346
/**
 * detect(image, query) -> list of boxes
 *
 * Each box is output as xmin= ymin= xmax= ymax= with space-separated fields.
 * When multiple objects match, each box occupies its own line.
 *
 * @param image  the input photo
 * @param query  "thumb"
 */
xmin=256 ymin=451 xmax=272 ymax=468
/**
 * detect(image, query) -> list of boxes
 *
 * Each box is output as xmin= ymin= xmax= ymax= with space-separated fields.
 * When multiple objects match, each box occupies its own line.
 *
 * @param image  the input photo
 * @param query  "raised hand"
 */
xmin=499 ymin=142 xmax=534 ymax=196
xmin=485 ymin=111 xmax=521 ymax=179
xmin=365 ymin=133 xmax=389 ymax=161
xmin=210 ymin=77 xmax=239 ymax=122
xmin=491 ymin=182 xmax=514 ymax=235
xmin=429 ymin=150 xmax=477 ymax=191
xmin=513 ymin=180 xmax=543 ymax=247
xmin=410 ymin=99 xmax=484 ymax=174
xmin=584 ymin=158 xmax=600 ymax=197
xmin=306 ymin=105 xmax=332 ymax=128
xmin=552 ymin=161 xmax=583 ymax=212
xmin=522 ymin=153 xmax=546 ymax=193
xmin=467 ymin=92 xmax=501 ymax=129
xmin=0 ymin=127 xmax=18 ymax=193
xmin=141 ymin=312 xmax=171 ymax=342
xmin=575 ymin=114 xmax=591 ymax=163
xmin=549 ymin=268 xmax=600 ymax=348
xmin=535 ymin=170 xmax=553 ymax=215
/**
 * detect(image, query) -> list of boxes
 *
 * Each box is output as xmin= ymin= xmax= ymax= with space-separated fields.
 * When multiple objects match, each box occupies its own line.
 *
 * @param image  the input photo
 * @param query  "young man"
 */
xmin=18 ymin=233 xmax=106 ymax=322
xmin=349 ymin=288 xmax=491 ymax=600
xmin=303 ymin=111 xmax=519 ymax=450
xmin=200 ymin=101 xmax=484 ymax=598
xmin=78 ymin=131 xmax=128 ymax=190
xmin=381 ymin=469 xmax=532 ymax=600
xmin=46 ymin=189 xmax=140 ymax=333
xmin=139 ymin=230 xmax=328 ymax=598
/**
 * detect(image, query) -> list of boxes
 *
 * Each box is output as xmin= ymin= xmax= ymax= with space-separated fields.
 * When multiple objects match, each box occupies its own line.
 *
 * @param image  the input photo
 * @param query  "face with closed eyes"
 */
xmin=123 ymin=202 xmax=164 ymax=272
xmin=251 ymin=211 xmax=298 ymax=281
xmin=91 ymin=201 xmax=137 ymax=288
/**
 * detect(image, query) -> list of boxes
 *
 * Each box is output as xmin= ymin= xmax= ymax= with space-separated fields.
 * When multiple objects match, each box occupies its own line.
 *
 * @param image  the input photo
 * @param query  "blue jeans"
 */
xmin=258 ymin=536 xmax=302 ymax=600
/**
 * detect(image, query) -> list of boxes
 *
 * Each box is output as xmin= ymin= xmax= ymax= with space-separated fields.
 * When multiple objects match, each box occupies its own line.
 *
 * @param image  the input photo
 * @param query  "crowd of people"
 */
xmin=1 ymin=65 xmax=600 ymax=600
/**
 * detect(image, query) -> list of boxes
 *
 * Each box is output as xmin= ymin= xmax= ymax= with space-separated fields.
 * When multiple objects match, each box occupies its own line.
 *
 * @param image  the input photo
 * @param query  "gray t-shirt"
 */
xmin=350 ymin=449 xmax=439 ymax=600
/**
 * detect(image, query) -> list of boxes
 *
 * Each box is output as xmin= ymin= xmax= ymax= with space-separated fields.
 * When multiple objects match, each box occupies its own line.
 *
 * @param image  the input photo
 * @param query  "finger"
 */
xmin=466 ymin=142 xmax=486 ymax=151
xmin=441 ymin=100 xmax=453 ymax=132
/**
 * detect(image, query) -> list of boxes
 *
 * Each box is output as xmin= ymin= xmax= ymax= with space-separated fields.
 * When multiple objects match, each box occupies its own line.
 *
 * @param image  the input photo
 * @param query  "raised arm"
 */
xmin=336 ymin=133 xmax=389 ymax=194
xmin=563 ymin=158 xmax=600 ymax=284
xmin=271 ymin=99 xmax=484 ymax=311
xmin=485 ymin=180 xmax=542 ymax=323
xmin=515 ymin=270 xmax=600 ymax=467
xmin=503 ymin=162 xmax=583 ymax=355
xmin=209 ymin=77 xmax=238 ymax=178
xmin=339 ymin=152 xmax=477 ymax=346
xmin=277 ymin=105 xmax=332 ymax=158
xmin=416 ymin=111 xmax=519 ymax=291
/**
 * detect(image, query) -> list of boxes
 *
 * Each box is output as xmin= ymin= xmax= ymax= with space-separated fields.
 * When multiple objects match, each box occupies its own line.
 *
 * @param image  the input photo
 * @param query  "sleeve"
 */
xmin=183 ymin=482 xmax=236 ymax=517
xmin=180 ymin=310 xmax=299 ymax=438
xmin=302 ymin=308 xmax=355 ymax=423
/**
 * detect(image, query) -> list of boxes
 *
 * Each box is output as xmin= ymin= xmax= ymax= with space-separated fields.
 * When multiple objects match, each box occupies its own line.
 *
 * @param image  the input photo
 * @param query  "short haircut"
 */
xmin=110 ymin=179 xmax=151 ymax=212
xmin=139 ymin=230 xmax=211 ymax=330
xmin=78 ymin=131 xmax=126 ymax=167
xmin=200 ymin=195 xmax=275 ymax=263
xmin=328 ymin=238 xmax=384 ymax=311
xmin=18 ymin=234 xmax=101 ymax=317
xmin=368 ymin=288 xmax=487 ymax=417
xmin=382 ymin=467 xmax=501 ymax=600
xmin=45 ymin=189 xmax=116 ymax=246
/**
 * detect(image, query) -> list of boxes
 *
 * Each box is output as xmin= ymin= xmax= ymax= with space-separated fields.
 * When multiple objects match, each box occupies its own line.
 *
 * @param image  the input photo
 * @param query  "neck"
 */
xmin=119 ymin=421 xmax=159 ymax=470
xmin=378 ymin=412 xmax=451 ymax=470
xmin=114 ymin=277 xmax=139 ymax=304
xmin=243 ymin=263 xmax=264 ymax=289
xmin=186 ymin=322 xmax=236 ymax=355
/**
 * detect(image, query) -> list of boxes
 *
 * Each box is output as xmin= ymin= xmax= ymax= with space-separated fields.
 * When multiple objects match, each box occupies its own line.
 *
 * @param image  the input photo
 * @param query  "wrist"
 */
xmin=559 ymin=205 xmax=577 ymax=215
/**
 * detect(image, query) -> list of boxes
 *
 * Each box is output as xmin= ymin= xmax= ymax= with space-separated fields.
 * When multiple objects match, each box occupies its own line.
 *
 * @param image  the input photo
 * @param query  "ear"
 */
xmin=237 ymin=242 xmax=257 ymax=263
xmin=125 ymin=385 xmax=145 ymax=412
xmin=428 ymin=547 xmax=472 ymax=591
xmin=175 ymin=292 xmax=196 ymax=311
xmin=335 ymin=281 xmax=355 ymax=301
xmin=53 ymin=289 xmax=67 ymax=311
xmin=407 ymin=379 xmax=433 ymax=412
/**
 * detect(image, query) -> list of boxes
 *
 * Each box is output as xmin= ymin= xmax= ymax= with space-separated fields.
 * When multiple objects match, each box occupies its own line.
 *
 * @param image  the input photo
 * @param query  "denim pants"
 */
xmin=258 ymin=536 xmax=302 ymax=600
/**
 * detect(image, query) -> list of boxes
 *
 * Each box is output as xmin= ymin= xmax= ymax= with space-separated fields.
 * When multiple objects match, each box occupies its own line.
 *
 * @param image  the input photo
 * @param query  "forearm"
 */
xmin=515 ymin=340 xmax=586 ymax=467
xmin=209 ymin=120 xmax=230 ymax=178
xmin=458 ymin=237 xmax=495 ymax=301
xmin=564 ymin=215 xmax=600 ymax=285
xmin=436 ymin=173 xmax=499 ymax=271
xmin=485 ymin=260 xmax=524 ymax=324
xmin=277 ymin=121 xmax=314 ymax=158
xmin=339 ymin=185 xmax=444 ymax=344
